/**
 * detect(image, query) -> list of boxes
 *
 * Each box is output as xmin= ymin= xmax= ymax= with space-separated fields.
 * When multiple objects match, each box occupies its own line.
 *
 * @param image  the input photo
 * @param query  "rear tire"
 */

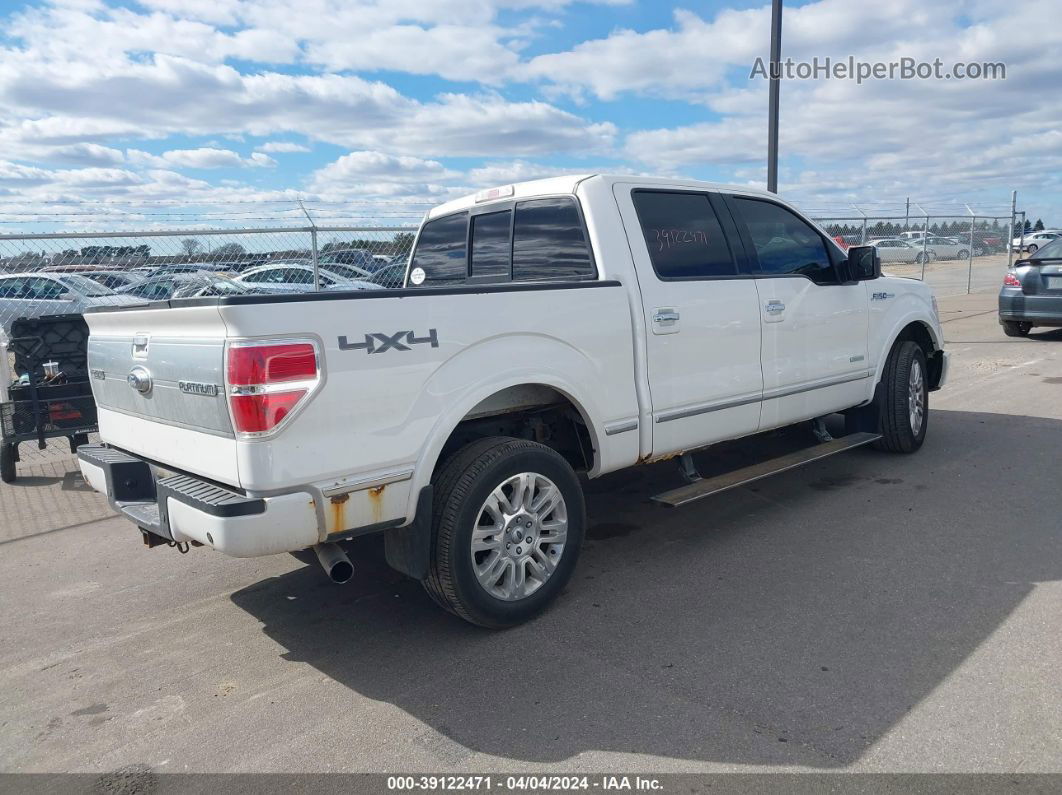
xmin=873 ymin=340 xmax=928 ymax=454
xmin=1002 ymin=320 xmax=1032 ymax=337
xmin=957 ymin=249 xmax=969 ymax=259
xmin=424 ymin=436 xmax=585 ymax=628
xmin=1027 ymin=244 xmax=1038 ymax=254
xmin=1 ymin=444 xmax=16 ymax=483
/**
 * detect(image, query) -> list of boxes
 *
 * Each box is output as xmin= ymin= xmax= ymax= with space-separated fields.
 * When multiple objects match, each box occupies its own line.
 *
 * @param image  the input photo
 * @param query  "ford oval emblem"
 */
xmin=127 ymin=366 xmax=152 ymax=395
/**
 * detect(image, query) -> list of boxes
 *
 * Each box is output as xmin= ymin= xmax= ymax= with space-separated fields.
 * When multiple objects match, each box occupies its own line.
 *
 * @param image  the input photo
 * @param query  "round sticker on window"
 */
xmin=409 ymin=267 xmax=426 ymax=285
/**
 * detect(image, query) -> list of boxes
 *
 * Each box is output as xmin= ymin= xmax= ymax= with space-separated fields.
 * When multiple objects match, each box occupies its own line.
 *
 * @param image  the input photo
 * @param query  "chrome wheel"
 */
xmin=470 ymin=472 xmax=568 ymax=601
xmin=908 ymin=358 xmax=925 ymax=435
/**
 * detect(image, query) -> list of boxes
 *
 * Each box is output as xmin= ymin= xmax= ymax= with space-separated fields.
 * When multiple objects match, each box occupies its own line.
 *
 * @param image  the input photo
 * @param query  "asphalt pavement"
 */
xmin=0 ymin=290 xmax=1059 ymax=775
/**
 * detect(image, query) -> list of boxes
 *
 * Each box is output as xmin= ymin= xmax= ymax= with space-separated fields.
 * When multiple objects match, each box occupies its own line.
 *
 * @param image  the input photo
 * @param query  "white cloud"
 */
xmin=311 ymin=151 xmax=455 ymax=186
xmin=127 ymin=147 xmax=275 ymax=169
xmin=256 ymin=141 xmax=311 ymax=153
xmin=0 ymin=54 xmax=615 ymax=157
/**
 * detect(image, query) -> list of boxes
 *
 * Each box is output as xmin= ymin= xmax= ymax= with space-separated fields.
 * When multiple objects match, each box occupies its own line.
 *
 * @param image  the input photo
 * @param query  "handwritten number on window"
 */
xmin=652 ymin=229 xmax=709 ymax=252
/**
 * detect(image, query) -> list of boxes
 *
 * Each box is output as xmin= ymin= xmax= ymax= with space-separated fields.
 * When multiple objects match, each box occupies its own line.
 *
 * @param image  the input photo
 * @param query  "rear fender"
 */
xmin=403 ymin=332 xmax=606 ymax=521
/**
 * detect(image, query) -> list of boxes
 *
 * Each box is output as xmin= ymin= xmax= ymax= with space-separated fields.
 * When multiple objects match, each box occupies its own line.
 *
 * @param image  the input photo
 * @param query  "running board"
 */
xmin=651 ymin=432 xmax=882 ymax=508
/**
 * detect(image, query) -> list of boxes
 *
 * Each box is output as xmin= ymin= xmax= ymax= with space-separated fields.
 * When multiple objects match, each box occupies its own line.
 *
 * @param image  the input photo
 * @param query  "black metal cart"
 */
xmin=1 ymin=314 xmax=97 ymax=483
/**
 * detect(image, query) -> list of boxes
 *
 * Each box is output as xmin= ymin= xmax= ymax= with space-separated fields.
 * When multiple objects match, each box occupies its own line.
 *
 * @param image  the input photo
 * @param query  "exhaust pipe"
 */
xmin=314 ymin=543 xmax=354 ymax=584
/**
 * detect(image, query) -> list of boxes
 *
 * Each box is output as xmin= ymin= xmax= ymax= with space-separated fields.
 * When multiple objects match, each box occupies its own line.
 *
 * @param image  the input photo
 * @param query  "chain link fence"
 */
xmin=0 ymin=224 xmax=416 ymax=465
xmin=0 ymin=200 xmax=1027 ymax=467
xmin=812 ymin=211 xmax=1023 ymax=297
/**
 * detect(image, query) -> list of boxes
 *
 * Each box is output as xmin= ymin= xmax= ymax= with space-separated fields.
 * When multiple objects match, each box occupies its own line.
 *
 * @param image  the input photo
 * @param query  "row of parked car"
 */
xmin=855 ymin=229 xmax=1058 ymax=265
xmin=0 ymin=250 xmax=410 ymax=335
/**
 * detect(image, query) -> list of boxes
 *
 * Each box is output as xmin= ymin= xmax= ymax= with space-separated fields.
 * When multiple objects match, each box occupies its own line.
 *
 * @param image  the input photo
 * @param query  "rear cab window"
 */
xmin=410 ymin=212 xmax=469 ymax=286
xmin=409 ymin=195 xmax=595 ymax=287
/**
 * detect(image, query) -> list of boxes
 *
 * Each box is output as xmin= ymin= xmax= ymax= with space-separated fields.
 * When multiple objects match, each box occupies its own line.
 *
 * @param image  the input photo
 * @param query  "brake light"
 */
xmin=227 ymin=343 xmax=316 ymax=384
xmin=1003 ymin=272 xmax=1021 ymax=287
xmin=226 ymin=340 xmax=320 ymax=436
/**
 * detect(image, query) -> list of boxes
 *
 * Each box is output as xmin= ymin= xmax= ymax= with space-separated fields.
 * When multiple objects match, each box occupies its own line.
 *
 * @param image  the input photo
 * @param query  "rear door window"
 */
xmin=512 ymin=198 xmax=594 ymax=282
xmin=411 ymin=212 xmax=468 ymax=285
xmin=631 ymin=191 xmax=737 ymax=279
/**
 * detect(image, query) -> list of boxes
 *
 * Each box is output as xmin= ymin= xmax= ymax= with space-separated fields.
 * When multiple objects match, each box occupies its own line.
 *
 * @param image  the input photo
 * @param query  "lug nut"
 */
xmin=516 ymin=547 xmax=523 ymax=554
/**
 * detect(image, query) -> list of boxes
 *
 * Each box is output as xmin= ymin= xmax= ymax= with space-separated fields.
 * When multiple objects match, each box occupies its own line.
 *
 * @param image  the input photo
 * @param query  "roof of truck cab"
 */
xmin=424 ymin=174 xmax=779 ymax=220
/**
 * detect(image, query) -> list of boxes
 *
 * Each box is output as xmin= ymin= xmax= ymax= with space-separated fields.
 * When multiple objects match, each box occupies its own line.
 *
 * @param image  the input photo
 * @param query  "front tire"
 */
xmin=957 ymin=249 xmax=969 ymax=259
xmin=424 ymin=436 xmax=585 ymax=628
xmin=1002 ymin=320 xmax=1032 ymax=337
xmin=874 ymin=340 xmax=929 ymax=453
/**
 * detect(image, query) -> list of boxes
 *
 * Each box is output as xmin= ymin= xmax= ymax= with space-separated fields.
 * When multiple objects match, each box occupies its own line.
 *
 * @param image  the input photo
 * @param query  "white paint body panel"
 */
xmin=82 ymin=174 xmax=945 ymax=557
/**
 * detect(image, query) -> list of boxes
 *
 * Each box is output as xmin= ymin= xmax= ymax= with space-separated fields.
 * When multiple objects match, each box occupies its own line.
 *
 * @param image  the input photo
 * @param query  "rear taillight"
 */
xmin=1003 ymin=272 xmax=1021 ymax=287
xmin=226 ymin=340 xmax=320 ymax=436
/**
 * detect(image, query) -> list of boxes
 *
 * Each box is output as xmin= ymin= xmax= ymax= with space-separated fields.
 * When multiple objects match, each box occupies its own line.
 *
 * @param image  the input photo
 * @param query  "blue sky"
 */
xmin=0 ymin=0 xmax=1058 ymax=230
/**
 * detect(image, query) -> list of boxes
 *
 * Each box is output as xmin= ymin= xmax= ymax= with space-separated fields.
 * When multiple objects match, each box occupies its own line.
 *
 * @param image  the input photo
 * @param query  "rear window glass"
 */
xmin=512 ymin=198 xmax=594 ymax=282
xmin=411 ymin=213 xmax=468 ymax=285
xmin=470 ymin=210 xmax=512 ymax=280
xmin=632 ymin=191 xmax=736 ymax=279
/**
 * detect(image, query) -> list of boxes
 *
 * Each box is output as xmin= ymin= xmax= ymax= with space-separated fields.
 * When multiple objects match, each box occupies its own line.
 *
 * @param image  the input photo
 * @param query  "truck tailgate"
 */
xmin=85 ymin=304 xmax=240 ymax=486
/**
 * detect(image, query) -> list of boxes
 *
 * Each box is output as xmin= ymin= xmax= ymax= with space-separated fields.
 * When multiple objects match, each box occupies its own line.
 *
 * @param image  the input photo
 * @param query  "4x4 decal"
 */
xmin=339 ymin=329 xmax=439 ymax=354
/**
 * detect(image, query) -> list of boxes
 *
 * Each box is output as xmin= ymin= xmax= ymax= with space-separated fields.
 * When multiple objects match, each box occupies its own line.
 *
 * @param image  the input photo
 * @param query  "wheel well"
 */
xmin=436 ymin=385 xmax=595 ymax=475
xmin=895 ymin=321 xmax=943 ymax=388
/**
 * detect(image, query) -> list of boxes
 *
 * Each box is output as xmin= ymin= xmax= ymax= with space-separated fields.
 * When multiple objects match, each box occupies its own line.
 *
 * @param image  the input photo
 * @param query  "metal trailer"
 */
xmin=1 ymin=314 xmax=96 ymax=483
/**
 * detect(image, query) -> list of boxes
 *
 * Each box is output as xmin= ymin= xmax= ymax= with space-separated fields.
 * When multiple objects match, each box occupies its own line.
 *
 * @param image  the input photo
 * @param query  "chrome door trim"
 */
xmin=655 ymin=390 xmax=763 ymax=423
xmin=654 ymin=369 xmax=874 ymax=424
xmin=321 ymin=467 xmax=415 ymax=497
xmin=604 ymin=419 xmax=639 ymax=436
xmin=760 ymin=369 xmax=874 ymax=402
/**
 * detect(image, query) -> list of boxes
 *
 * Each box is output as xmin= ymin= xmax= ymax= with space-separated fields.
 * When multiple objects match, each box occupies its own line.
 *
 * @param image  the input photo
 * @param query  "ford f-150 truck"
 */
xmin=78 ymin=175 xmax=948 ymax=627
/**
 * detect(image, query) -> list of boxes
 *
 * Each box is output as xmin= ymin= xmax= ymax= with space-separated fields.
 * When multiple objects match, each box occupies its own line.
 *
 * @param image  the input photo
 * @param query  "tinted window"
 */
xmin=632 ymin=191 xmax=736 ymax=279
xmin=733 ymin=197 xmax=835 ymax=283
xmin=285 ymin=269 xmax=314 ymax=284
xmin=470 ymin=210 xmax=512 ymax=280
xmin=411 ymin=212 xmax=468 ymax=285
xmin=512 ymin=198 xmax=593 ymax=281
xmin=0 ymin=279 xmax=22 ymax=298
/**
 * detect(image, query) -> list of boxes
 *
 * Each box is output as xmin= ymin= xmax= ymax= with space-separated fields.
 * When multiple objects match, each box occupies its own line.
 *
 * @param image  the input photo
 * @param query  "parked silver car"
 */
xmin=235 ymin=263 xmax=375 ymax=293
xmin=0 ymin=272 xmax=140 ymax=334
xmin=867 ymin=238 xmax=930 ymax=264
xmin=118 ymin=272 xmax=253 ymax=301
xmin=999 ymin=236 xmax=1062 ymax=337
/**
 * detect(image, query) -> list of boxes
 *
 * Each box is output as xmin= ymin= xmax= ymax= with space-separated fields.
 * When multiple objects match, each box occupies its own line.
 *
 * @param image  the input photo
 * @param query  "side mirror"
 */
xmin=846 ymin=245 xmax=880 ymax=282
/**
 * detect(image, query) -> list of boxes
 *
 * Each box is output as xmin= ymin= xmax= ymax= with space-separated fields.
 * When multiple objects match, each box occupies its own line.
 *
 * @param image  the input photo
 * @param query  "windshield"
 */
xmin=57 ymin=274 xmax=116 ymax=296
xmin=1029 ymin=237 xmax=1062 ymax=261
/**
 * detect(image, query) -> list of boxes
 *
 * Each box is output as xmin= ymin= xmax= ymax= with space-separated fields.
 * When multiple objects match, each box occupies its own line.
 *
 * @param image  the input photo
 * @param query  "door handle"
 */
xmin=764 ymin=300 xmax=785 ymax=314
xmin=653 ymin=310 xmax=680 ymax=324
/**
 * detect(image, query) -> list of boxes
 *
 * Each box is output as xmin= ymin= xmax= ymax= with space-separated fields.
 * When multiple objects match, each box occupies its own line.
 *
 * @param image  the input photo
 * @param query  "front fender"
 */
xmin=870 ymin=288 xmax=942 ymax=388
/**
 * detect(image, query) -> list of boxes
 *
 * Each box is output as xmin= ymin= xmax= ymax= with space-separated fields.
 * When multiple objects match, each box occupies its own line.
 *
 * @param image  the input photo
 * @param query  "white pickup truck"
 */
xmin=79 ymin=175 xmax=948 ymax=627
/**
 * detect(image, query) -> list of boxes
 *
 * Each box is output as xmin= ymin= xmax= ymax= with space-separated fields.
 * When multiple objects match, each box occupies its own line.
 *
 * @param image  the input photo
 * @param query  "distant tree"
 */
xmin=181 ymin=238 xmax=203 ymax=257
xmin=209 ymin=242 xmax=246 ymax=261
xmin=1033 ymin=218 xmax=1045 ymax=231
xmin=1023 ymin=219 xmax=1032 ymax=233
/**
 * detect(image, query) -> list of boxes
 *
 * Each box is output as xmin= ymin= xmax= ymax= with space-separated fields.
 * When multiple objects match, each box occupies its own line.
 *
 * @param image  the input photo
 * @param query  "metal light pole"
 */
xmin=767 ymin=0 xmax=783 ymax=193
